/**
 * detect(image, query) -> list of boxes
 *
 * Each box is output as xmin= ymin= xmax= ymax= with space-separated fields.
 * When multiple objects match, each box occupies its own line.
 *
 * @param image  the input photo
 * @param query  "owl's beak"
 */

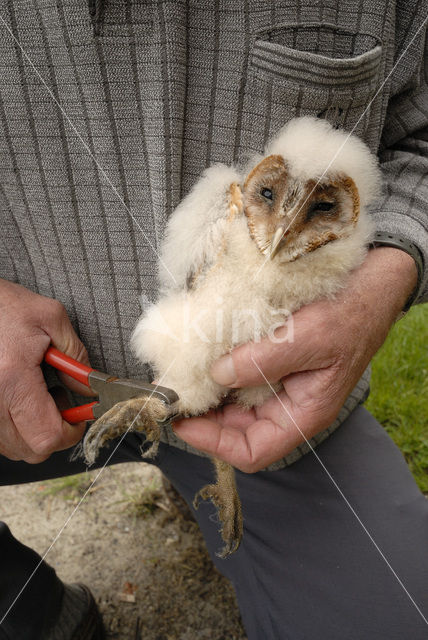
xmin=269 ymin=225 xmax=286 ymax=260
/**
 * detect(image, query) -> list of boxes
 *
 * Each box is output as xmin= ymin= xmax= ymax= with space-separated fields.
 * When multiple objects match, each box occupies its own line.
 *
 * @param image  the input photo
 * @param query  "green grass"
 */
xmin=36 ymin=472 xmax=93 ymax=502
xmin=365 ymin=303 xmax=428 ymax=492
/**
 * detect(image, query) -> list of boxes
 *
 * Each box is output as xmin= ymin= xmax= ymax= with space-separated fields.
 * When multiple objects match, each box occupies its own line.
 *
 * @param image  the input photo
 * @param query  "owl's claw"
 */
xmin=82 ymin=395 xmax=169 ymax=465
xmin=193 ymin=460 xmax=243 ymax=558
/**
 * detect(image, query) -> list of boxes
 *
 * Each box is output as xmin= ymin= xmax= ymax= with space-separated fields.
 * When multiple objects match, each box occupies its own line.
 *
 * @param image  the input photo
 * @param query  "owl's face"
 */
xmin=243 ymin=154 xmax=360 ymax=262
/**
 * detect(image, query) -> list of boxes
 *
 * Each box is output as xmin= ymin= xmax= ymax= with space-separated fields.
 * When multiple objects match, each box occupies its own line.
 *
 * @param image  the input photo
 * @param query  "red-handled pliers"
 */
xmin=44 ymin=347 xmax=179 ymax=424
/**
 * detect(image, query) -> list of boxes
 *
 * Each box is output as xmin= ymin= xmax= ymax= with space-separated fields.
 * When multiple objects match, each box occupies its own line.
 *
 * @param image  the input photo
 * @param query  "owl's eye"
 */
xmin=260 ymin=187 xmax=273 ymax=200
xmin=314 ymin=201 xmax=335 ymax=212
xmin=306 ymin=201 xmax=335 ymax=221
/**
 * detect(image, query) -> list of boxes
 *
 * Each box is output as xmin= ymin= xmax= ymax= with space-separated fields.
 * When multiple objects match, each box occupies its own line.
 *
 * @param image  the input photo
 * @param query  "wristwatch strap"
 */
xmin=370 ymin=232 xmax=424 ymax=311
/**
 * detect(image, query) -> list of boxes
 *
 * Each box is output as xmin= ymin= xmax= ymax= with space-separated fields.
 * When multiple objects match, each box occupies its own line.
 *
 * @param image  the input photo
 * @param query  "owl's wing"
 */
xmin=158 ymin=164 xmax=242 ymax=291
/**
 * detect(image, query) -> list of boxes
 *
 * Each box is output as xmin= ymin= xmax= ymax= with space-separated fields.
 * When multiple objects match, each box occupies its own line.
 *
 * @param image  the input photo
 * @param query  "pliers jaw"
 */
xmin=44 ymin=347 xmax=179 ymax=424
xmin=89 ymin=371 xmax=179 ymax=421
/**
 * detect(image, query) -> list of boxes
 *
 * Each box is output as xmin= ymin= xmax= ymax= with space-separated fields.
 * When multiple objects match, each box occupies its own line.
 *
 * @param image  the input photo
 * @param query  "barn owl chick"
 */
xmin=83 ymin=117 xmax=381 ymax=556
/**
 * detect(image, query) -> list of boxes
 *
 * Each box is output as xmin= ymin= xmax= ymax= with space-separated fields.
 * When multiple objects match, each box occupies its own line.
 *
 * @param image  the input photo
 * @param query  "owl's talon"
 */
xmin=82 ymin=395 xmax=168 ymax=465
xmin=193 ymin=463 xmax=243 ymax=558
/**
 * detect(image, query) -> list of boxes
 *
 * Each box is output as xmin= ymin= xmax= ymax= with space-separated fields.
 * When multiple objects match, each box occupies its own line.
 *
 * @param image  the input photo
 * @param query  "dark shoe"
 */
xmin=44 ymin=582 xmax=105 ymax=639
xmin=68 ymin=584 xmax=106 ymax=640
xmin=53 ymin=583 xmax=106 ymax=640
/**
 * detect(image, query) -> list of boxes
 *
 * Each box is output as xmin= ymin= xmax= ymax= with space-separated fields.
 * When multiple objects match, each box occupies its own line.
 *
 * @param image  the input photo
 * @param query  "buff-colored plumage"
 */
xmin=84 ymin=117 xmax=381 ymax=555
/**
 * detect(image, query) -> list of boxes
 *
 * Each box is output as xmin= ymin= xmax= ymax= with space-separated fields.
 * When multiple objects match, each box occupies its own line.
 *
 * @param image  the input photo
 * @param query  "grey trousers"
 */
xmin=1 ymin=405 xmax=428 ymax=640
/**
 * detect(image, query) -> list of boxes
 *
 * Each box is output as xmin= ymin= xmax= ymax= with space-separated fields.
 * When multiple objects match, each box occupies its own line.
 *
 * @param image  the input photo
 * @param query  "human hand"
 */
xmin=0 ymin=280 xmax=93 ymax=463
xmin=173 ymin=248 xmax=418 ymax=472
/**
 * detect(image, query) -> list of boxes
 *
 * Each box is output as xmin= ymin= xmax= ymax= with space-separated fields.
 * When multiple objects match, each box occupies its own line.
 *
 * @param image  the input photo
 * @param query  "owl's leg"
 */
xmin=193 ymin=458 xmax=243 ymax=558
xmin=82 ymin=395 xmax=168 ymax=465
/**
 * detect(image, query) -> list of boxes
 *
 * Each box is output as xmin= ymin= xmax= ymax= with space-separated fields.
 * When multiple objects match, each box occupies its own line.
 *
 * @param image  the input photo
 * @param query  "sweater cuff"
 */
xmin=369 ymin=211 xmax=426 ymax=308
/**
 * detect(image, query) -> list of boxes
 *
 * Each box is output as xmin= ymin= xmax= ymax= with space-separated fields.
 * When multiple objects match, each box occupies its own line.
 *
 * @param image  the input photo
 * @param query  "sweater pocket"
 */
xmin=240 ymin=23 xmax=384 ymax=155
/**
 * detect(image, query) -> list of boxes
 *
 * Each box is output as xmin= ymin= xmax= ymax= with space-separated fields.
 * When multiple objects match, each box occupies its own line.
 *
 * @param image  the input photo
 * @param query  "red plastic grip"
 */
xmin=45 ymin=346 xmax=93 ymax=386
xmin=61 ymin=402 xmax=97 ymax=424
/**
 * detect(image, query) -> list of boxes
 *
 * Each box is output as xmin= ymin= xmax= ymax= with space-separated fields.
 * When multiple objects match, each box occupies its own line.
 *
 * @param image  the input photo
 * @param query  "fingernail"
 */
xmin=211 ymin=354 xmax=236 ymax=386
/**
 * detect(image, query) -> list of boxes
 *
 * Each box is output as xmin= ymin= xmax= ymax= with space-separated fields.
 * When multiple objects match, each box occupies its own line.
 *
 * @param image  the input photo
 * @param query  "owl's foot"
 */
xmin=82 ymin=395 xmax=168 ymax=465
xmin=193 ymin=459 xmax=243 ymax=558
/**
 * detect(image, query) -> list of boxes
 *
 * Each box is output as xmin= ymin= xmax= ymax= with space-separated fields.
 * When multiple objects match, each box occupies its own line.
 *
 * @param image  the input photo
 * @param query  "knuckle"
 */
xmin=59 ymin=339 xmax=89 ymax=371
xmin=0 ymin=449 xmax=20 ymax=462
xmin=329 ymin=349 xmax=348 ymax=373
xmin=25 ymin=452 xmax=49 ymax=464
xmin=0 ymin=356 xmax=14 ymax=381
xmin=239 ymin=462 xmax=258 ymax=474
xmin=237 ymin=345 xmax=265 ymax=384
xmin=49 ymin=298 xmax=66 ymax=318
xmin=73 ymin=341 xmax=89 ymax=365
xmin=28 ymin=432 xmax=59 ymax=457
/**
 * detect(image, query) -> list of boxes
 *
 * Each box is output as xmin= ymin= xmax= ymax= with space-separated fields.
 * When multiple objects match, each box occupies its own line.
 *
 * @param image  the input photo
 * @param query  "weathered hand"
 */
xmin=173 ymin=248 xmax=418 ymax=472
xmin=0 ymin=280 xmax=93 ymax=463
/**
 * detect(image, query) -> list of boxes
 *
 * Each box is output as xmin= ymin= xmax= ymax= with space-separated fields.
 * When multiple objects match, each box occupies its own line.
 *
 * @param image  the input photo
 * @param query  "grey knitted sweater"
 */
xmin=0 ymin=1 xmax=427 ymax=468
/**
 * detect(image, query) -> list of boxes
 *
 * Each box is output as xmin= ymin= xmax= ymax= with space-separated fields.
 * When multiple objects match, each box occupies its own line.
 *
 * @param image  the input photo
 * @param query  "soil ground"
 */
xmin=0 ymin=463 xmax=246 ymax=639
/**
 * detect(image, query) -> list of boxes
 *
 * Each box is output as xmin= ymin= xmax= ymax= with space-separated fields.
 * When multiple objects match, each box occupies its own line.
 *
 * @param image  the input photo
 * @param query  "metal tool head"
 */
xmin=88 ymin=370 xmax=179 ymax=420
